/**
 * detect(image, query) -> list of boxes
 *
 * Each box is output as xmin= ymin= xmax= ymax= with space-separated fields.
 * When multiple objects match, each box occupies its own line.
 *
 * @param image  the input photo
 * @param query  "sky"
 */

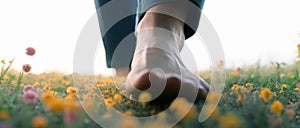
xmin=0 ymin=0 xmax=300 ymax=76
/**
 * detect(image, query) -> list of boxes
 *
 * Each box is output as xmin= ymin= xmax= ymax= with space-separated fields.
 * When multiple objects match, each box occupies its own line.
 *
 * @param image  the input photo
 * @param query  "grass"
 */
xmin=0 ymin=59 xmax=300 ymax=128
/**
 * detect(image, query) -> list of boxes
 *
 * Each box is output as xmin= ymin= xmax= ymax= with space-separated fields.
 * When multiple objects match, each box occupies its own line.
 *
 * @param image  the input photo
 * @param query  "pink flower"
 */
xmin=22 ymin=64 xmax=31 ymax=73
xmin=26 ymin=47 xmax=36 ymax=56
xmin=64 ymin=110 xmax=77 ymax=125
xmin=22 ymin=89 xmax=39 ymax=104
xmin=23 ymin=85 xmax=35 ymax=93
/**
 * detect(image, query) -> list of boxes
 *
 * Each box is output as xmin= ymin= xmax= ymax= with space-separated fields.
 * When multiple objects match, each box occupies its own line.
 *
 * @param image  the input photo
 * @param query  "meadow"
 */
xmin=0 ymin=48 xmax=299 ymax=128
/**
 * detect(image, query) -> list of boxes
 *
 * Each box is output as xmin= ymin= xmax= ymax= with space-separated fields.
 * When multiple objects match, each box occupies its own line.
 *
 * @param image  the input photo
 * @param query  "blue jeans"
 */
xmin=94 ymin=0 xmax=205 ymax=68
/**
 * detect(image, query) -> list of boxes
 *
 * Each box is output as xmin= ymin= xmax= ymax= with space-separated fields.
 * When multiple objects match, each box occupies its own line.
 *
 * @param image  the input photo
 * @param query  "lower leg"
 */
xmin=126 ymin=3 xmax=209 ymax=104
xmin=115 ymin=67 xmax=129 ymax=77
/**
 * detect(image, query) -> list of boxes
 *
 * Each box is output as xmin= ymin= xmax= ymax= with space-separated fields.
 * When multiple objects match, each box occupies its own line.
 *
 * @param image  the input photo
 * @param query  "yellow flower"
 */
xmin=65 ymin=101 xmax=80 ymax=111
xmin=218 ymin=113 xmax=242 ymax=128
xmin=32 ymin=116 xmax=47 ymax=128
xmin=281 ymin=84 xmax=287 ymax=89
xmin=245 ymin=83 xmax=252 ymax=88
xmin=104 ymin=97 xmax=116 ymax=108
xmin=46 ymin=98 xmax=65 ymax=113
xmin=64 ymin=93 xmax=77 ymax=102
xmin=138 ymin=92 xmax=152 ymax=105
xmin=183 ymin=105 xmax=197 ymax=121
xmin=3 ymin=75 xmax=9 ymax=81
xmin=43 ymin=84 xmax=51 ymax=91
xmin=41 ymin=91 xmax=56 ymax=102
xmin=260 ymin=88 xmax=272 ymax=102
xmin=62 ymin=80 xmax=71 ymax=85
xmin=34 ymin=82 xmax=40 ymax=88
xmin=294 ymin=87 xmax=300 ymax=92
xmin=123 ymin=110 xmax=132 ymax=116
xmin=113 ymin=93 xmax=123 ymax=104
xmin=203 ymin=106 xmax=219 ymax=119
xmin=231 ymin=84 xmax=239 ymax=90
xmin=170 ymin=98 xmax=195 ymax=120
xmin=0 ymin=110 xmax=10 ymax=120
xmin=270 ymin=101 xmax=284 ymax=116
xmin=1 ymin=59 xmax=5 ymax=64
xmin=254 ymin=90 xmax=259 ymax=94
xmin=206 ymin=92 xmax=222 ymax=103
xmin=66 ymin=86 xmax=77 ymax=94
xmin=279 ymin=90 xmax=284 ymax=94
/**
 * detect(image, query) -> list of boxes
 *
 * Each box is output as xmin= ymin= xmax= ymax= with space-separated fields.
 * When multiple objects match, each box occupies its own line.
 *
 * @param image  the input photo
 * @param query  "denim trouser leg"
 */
xmin=94 ymin=0 xmax=137 ymax=68
xmin=94 ymin=0 xmax=204 ymax=68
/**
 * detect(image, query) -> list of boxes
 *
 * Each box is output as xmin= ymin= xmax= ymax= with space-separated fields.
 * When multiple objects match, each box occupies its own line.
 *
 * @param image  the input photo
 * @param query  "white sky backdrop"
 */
xmin=0 ymin=0 xmax=300 ymax=76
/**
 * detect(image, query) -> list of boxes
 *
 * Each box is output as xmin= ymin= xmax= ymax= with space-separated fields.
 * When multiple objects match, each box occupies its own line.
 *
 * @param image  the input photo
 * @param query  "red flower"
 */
xmin=26 ymin=47 xmax=35 ymax=56
xmin=23 ymin=64 xmax=31 ymax=73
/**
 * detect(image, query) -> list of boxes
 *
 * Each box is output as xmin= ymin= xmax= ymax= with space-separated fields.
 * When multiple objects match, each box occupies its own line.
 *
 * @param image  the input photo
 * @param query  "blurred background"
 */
xmin=0 ymin=0 xmax=299 ymax=76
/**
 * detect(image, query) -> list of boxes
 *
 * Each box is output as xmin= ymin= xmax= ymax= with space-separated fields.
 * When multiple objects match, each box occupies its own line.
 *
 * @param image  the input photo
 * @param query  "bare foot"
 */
xmin=125 ymin=27 xmax=209 ymax=105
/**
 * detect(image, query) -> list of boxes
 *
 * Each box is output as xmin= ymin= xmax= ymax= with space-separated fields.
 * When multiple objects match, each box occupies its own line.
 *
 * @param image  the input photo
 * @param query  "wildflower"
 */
xmin=170 ymin=98 xmax=194 ymax=120
xmin=1 ymin=60 xmax=5 ymax=64
xmin=183 ymin=105 xmax=197 ymax=121
xmin=26 ymin=47 xmax=36 ymax=56
xmin=113 ymin=93 xmax=123 ymax=104
xmin=157 ymin=112 xmax=167 ymax=120
xmin=123 ymin=110 xmax=132 ymax=116
xmin=286 ymin=109 xmax=295 ymax=120
xmin=218 ymin=113 xmax=242 ymax=128
xmin=32 ymin=116 xmax=47 ymax=128
xmin=235 ymin=86 xmax=247 ymax=95
xmin=46 ymin=98 xmax=65 ymax=112
xmin=64 ymin=94 xmax=77 ymax=102
xmin=0 ymin=110 xmax=10 ymax=120
xmin=270 ymin=101 xmax=284 ymax=116
xmin=66 ymin=86 xmax=77 ymax=94
xmin=61 ymin=80 xmax=71 ymax=85
xmin=22 ymin=89 xmax=39 ymax=104
xmin=138 ymin=92 xmax=152 ymax=106
xmin=206 ymin=92 xmax=222 ymax=103
xmin=43 ymin=84 xmax=51 ymax=91
xmin=294 ymin=87 xmax=300 ymax=92
xmin=231 ymin=84 xmax=239 ymax=90
xmin=260 ymin=88 xmax=272 ymax=102
xmin=279 ymin=90 xmax=284 ymax=94
xmin=3 ymin=76 xmax=9 ymax=81
xmin=245 ymin=83 xmax=252 ymax=88
xmin=104 ymin=97 xmax=115 ymax=108
xmin=22 ymin=64 xmax=31 ymax=73
xmin=41 ymin=92 xmax=55 ymax=102
xmin=34 ymin=82 xmax=40 ymax=88
xmin=64 ymin=101 xmax=80 ymax=111
xmin=23 ymin=84 xmax=35 ymax=92
xmin=254 ymin=90 xmax=259 ymax=94
xmin=281 ymin=84 xmax=287 ymax=89
xmin=64 ymin=109 xmax=78 ymax=125
xmin=236 ymin=95 xmax=244 ymax=104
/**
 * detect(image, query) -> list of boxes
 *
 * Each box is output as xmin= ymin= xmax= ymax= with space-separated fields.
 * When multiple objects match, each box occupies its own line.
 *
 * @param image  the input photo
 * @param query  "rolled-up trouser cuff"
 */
xmin=136 ymin=0 xmax=205 ymax=39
